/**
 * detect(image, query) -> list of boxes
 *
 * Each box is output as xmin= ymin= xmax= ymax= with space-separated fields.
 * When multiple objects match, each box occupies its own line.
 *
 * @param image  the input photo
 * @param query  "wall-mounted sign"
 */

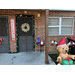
xmin=10 ymin=19 xmax=16 ymax=41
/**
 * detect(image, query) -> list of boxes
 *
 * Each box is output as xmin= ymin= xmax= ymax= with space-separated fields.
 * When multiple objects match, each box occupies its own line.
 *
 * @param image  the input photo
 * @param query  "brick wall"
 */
xmin=8 ymin=15 xmax=17 ymax=52
xmin=48 ymin=11 xmax=75 ymax=53
xmin=0 ymin=9 xmax=45 ymax=52
xmin=0 ymin=9 xmax=75 ymax=53
xmin=35 ymin=11 xmax=45 ymax=51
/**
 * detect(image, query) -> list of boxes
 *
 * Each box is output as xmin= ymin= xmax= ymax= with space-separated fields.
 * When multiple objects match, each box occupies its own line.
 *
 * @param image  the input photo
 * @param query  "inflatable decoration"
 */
xmin=40 ymin=38 xmax=44 ymax=46
xmin=57 ymin=37 xmax=75 ymax=65
xmin=37 ymin=37 xmax=40 ymax=44
xmin=0 ymin=38 xmax=3 ymax=44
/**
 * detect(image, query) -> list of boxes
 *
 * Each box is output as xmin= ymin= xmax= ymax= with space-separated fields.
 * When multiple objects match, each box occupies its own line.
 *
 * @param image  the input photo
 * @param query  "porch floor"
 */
xmin=0 ymin=52 xmax=56 ymax=65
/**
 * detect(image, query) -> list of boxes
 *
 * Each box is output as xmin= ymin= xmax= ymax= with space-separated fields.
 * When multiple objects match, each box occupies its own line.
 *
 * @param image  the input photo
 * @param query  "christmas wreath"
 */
xmin=21 ymin=23 xmax=30 ymax=32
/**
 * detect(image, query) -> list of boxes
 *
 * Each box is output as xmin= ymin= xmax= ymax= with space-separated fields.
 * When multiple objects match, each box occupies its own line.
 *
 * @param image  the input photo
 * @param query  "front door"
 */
xmin=16 ymin=15 xmax=34 ymax=52
xmin=0 ymin=16 xmax=9 ymax=53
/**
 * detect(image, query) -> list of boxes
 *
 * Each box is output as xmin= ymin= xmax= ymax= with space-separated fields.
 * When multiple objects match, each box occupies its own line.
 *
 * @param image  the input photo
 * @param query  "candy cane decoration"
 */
xmin=51 ymin=40 xmax=58 ymax=46
xmin=51 ymin=40 xmax=75 ymax=46
xmin=72 ymin=42 xmax=75 ymax=45
xmin=55 ymin=41 xmax=58 ymax=46
xmin=51 ymin=40 xmax=54 ymax=46
xmin=68 ymin=42 xmax=71 ymax=45
xmin=68 ymin=41 xmax=75 ymax=45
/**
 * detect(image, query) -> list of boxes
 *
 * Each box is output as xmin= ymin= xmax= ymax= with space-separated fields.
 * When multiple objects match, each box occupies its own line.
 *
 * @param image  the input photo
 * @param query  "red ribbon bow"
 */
xmin=63 ymin=58 xmax=72 ymax=65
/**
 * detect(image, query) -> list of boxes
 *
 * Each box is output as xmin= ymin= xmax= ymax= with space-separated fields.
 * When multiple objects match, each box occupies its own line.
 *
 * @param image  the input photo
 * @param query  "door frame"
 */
xmin=16 ymin=15 xmax=35 ymax=52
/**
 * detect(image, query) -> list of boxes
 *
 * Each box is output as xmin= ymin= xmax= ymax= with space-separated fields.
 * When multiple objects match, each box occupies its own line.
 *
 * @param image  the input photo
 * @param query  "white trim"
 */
xmin=72 ymin=17 xmax=74 ymax=35
xmin=48 ymin=17 xmax=74 ymax=36
xmin=8 ymin=9 xmax=75 ymax=11
xmin=59 ymin=18 xmax=61 ymax=35
xmin=57 ymin=44 xmax=66 ymax=47
xmin=48 ymin=26 xmax=59 ymax=27
xmin=49 ymin=9 xmax=75 ymax=11
xmin=49 ymin=34 xmax=73 ymax=36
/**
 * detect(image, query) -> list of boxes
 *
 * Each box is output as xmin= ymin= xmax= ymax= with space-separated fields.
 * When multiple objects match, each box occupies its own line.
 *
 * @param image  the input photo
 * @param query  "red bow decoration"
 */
xmin=63 ymin=58 xmax=72 ymax=65
xmin=0 ymin=38 xmax=3 ymax=44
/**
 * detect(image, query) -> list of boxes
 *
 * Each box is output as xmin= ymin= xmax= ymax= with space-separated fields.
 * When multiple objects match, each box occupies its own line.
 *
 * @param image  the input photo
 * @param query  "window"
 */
xmin=0 ymin=17 xmax=7 ymax=36
xmin=48 ymin=17 xmax=74 ymax=36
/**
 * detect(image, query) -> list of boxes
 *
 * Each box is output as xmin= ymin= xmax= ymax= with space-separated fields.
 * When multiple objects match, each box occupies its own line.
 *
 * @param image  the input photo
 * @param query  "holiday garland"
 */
xmin=16 ymin=15 xmax=35 ymax=52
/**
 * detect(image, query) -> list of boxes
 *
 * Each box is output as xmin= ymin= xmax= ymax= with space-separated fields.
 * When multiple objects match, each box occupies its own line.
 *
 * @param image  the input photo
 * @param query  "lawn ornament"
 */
xmin=51 ymin=40 xmax=58 ymax=46
xmin=0 ymin=38 xmax=3 ymax=44
xmin=40 ymin=38 xmax=44 ymax=46
xmin=57 ymin=37 xmax=75 ymax=65
xmin=68 ymin=41 xmax=75 ymax=48
xmin=51 ymin=40 xmax=54 ymax=46
xmin=37 ymin=37 xmax=40 ymax=45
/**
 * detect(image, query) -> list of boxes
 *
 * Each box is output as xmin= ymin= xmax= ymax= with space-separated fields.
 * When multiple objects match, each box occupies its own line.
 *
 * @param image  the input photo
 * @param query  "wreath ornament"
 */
xmin=21 ymin=23 xmax=30 ymax=32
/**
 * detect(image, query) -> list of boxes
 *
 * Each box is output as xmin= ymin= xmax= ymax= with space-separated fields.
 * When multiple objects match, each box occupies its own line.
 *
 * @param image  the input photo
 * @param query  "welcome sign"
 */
xmin=10 ymin=19 xmax=16 ymax=41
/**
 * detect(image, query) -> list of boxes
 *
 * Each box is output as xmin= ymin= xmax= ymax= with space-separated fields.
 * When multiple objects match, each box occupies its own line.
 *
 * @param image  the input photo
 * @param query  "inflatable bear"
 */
xmin=57 ymin=37 xmax=75 ymax=65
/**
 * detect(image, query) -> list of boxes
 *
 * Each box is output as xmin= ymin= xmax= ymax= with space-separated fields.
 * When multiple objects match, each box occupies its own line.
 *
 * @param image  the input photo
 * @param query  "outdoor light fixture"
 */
xmin=20 ymin=14 xmax=22 ymax=17
xmin=37 ymin=13 xmax=40 ymax=18
xmin=24 ymin=11 xmax=27 ymax=14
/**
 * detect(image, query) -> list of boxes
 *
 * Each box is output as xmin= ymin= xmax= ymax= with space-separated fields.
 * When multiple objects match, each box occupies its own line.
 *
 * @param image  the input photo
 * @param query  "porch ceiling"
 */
xmin=49 ymin=9 xmax=75 ymax=11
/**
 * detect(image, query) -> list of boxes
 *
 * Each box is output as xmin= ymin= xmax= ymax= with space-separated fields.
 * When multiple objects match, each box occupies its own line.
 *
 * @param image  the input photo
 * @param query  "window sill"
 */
xmin=48 ymin=34 xmax=73 ymax=37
